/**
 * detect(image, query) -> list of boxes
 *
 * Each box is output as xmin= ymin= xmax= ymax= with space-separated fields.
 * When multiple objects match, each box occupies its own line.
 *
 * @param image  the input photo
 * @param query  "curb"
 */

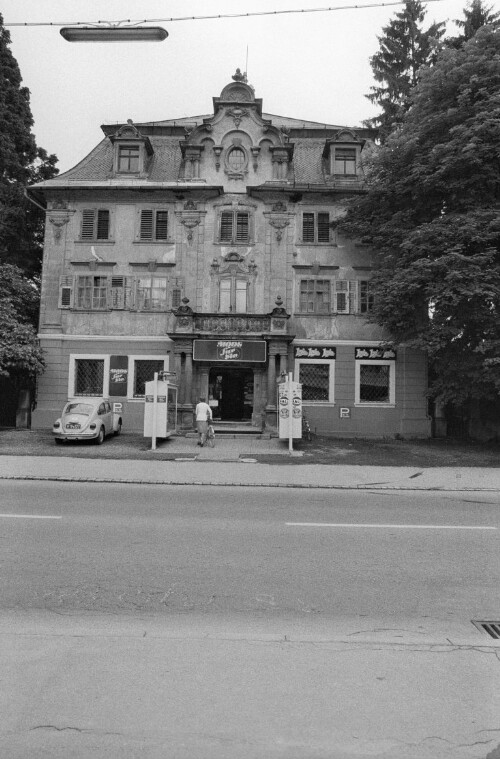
xmin=1 ymin=474 xmax=498 ymax=491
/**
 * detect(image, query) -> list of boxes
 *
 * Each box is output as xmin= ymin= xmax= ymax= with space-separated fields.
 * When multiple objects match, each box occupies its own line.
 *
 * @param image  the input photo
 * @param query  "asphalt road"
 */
xmin=1 ymin=481 xmax=499 ymax=759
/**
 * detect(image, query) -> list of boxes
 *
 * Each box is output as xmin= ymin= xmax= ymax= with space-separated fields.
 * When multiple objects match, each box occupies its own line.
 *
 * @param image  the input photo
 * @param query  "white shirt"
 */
xmin=195 ymin=401 xmax=212 ymax=421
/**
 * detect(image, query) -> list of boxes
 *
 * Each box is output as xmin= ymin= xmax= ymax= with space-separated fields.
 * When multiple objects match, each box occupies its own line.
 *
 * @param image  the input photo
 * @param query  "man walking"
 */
xmin=195 ymin=396 xmax=212 ymax=447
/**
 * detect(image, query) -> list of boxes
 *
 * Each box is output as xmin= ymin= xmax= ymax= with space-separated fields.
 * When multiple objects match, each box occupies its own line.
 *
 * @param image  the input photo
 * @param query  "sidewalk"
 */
xmin=0 ymin=450 xmax=499 ymax=492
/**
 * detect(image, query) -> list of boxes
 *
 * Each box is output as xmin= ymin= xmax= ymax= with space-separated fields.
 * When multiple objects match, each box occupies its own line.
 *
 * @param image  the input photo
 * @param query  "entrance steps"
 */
xmin=186 ymin=421 xmax=264 ymax=439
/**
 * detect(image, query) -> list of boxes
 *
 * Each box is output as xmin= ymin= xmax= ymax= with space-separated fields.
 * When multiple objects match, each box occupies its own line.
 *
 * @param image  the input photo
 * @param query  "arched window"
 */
xmin=228 ymin=147 xmax=246 ymax=172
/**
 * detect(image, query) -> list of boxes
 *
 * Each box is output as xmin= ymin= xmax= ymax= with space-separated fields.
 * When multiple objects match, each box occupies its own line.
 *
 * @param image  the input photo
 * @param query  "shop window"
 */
xmin=81 ymin=209 xmax=110 ymax=240
xmin=219 ymin=210 xmax=250 ymax=244
xmin=132 ymin=358 xmax=166 ymax=398
xmin=302 ymin=212 xmax=330 ymax=243
xmin=74 ymin=358 xmax=105 ymax=396
xmin=355 ymin=361 xmax=395 ymax=405
xmin=118 ymin=145 xmax=140 ymax=173
xmin=334 ymin=147 xmax=357 ymax=176
xmin=295 ymin=359 xmax=335 ymax=403
xmin=139 ymin=209 xmax=169 ymax=241
xmin=219 ymin=277 xmax=248 ymax=313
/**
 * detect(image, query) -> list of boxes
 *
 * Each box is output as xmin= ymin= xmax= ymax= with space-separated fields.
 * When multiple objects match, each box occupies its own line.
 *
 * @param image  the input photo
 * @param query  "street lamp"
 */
xmin=60 ymin=26 xmax=168 ymax=42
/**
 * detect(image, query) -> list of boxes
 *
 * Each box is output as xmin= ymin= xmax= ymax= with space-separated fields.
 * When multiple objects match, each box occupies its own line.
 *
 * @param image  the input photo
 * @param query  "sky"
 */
xmin=3 ymin=0 xmax=482 ymax=173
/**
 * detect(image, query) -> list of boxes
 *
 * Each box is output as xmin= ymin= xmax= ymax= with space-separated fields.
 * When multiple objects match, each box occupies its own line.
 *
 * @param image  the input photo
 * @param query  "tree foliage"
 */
xmin=448 ymin=0 xmax=500 ymax=48
xmin=342 ymin=26 xmax=500 ymax=406
xmin=365 ymin=0 xmax=445 ymax=141
xmin=0 ymin=264 xmax=44 ymax=382
xmin=0 ymin=13 xmax=58 ymax=276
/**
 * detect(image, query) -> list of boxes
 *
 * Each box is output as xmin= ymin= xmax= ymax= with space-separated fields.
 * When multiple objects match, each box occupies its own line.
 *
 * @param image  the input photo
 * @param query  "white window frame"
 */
xmin=68 ymin=354 xmax=110 ymax=399
xmin=294 ymin=358 xmax=335 ymax=405
xmin=127 ymin=355 xmax=169 ymax=400
xmin=355 ymin=359 xmax=396 ymax=407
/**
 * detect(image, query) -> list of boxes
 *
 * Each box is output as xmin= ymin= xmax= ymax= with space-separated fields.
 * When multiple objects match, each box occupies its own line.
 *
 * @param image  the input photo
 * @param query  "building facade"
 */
xmin=28 ymin=73 xmax=431 ymax=438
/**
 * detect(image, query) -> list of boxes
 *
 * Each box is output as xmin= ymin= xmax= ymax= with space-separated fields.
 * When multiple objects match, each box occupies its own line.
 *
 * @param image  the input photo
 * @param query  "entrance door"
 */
xmin=209 ymin=368 xmax=253 ymax=421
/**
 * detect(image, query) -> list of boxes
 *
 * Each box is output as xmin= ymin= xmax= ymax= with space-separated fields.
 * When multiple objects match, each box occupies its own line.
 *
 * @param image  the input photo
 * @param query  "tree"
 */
xmin=342 ymin=26 xmax=500 ymax=414
xmin=0 ymin=12 xmax=58 ymax=276
xmin=365 ymin=0 xmax=445 ymax=141
xmin=448 ymin=0 xmax=500 ymax=48
xmin=0 ymin=264 xmax=44 ymax=383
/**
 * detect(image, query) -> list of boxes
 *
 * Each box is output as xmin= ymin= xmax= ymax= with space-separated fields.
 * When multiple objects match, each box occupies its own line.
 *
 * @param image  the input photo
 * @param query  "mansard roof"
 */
xmin=29 ymin=75 xmax=376 ymax=197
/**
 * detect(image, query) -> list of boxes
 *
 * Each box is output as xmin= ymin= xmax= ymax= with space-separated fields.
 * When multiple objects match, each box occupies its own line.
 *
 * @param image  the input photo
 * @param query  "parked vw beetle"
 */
xmin=53 ymin=399 xmax=122 ymax=444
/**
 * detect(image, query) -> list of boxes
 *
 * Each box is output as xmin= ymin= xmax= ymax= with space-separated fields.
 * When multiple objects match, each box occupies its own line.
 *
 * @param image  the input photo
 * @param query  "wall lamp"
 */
xmin=60 ymin=26 xmax=168 ymax=42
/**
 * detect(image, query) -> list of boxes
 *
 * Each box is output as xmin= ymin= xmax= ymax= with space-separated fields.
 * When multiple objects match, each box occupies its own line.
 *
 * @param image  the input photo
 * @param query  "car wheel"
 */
xmin=96 ymin=426 xmax=105 ymax=445
xmin=114 ymin=420 xmax=122 ymax=436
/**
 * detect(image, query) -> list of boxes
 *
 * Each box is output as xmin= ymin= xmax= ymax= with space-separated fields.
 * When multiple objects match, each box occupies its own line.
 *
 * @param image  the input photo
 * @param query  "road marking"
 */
xmin=286 ymin=523 xmax=497 ymax=530
xmin=0 ymin=514 xmax=62 ymax=520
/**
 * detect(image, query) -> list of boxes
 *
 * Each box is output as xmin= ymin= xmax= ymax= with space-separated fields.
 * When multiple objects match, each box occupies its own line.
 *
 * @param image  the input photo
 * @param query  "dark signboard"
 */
xmin=109 ymin=355 xmax=128 ymax=396
xmin=355 ymin=347 xmax=396 ymax=360
xmin=193 ymin=339 xmax=267 ymax=362
xmin=294 ymin=346 xmax=336 ymax=360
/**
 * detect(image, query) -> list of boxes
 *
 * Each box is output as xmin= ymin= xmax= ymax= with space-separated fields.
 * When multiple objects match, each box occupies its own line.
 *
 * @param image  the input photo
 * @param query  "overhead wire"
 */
xmin=4 ymin=0 xmax=446 ymax=28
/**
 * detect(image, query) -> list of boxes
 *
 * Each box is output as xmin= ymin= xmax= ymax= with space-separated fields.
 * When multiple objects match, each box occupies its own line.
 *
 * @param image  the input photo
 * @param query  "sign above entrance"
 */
xmin=355 ymin=347 xmax=396 ymax=360
xmin=193 ymin=339 xmax=267 ymax=362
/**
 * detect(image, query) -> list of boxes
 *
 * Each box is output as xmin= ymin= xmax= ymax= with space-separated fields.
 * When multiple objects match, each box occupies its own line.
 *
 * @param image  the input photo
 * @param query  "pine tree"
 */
xmin=365 ymin=0 xmax=445 ymax=141
xmin=448 ymin=0 xmax=500 ymax=48
xmin=0 ymin=12 xmax=58 ymax=275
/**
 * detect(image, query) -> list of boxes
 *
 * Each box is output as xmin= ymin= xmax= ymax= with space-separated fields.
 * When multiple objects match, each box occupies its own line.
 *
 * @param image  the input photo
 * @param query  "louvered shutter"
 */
xmin=334 ymin=280 xmax=349 ymax=313
xmin=317 ymin=213 xmax=330 ymax=242
xmin=171 ymin=276 xmax=184 ymax=309
xmin=220 ymin=211 xmax=233 ymax=242
xmin=59 ymin=276 xmax=74 ymax=308
xmin=140 ymin=210 xmax=154 ymax=239
xmin=236 ymin=212 xmax=249 ymax=242
xmin=110 ymin=276 xmax=130 ymax=309
xmin=96 ymin=210 xmax=110 ymax=240
xmin=348 ymin=281 xmax=357 ymax=314
xmin=155 ymin=211 xmax=168 ymax=240
xmin=302 ymin=213 xmax=315 ymax=242
xmin=81 ymin=210 xmax=95 ymax=239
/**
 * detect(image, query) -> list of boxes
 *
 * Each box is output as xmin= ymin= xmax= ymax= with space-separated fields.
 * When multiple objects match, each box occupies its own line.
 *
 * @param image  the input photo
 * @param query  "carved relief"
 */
xmin=48 ymin=203 xmax=75 ymax=244
xmin=226 ymin=107 xmax=249 ymax=128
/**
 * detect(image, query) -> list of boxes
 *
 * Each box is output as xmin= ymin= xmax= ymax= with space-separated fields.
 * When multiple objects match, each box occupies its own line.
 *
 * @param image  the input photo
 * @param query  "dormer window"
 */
xmin=323 ymin=132 xmax=363 ymax=180
xmin=118 ymin=145 xmax=140 ymax=173
xmin=109 ymin=120 xmax=153 ymax=177
xmin=334 ymin=147 xmax=357 ymax=176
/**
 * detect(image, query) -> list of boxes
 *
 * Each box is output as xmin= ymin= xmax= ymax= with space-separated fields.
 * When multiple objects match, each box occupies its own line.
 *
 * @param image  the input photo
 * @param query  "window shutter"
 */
xmin=220 ymin=211 xmax=233 ymax=242
xmin=81 ymin=210 xmax=95 ymax=239
xmin=236 ymin=212 xmax=249 ymax=242
xmin=348 ymin=280 xmax=357 ymax=314
xmin=155 ymin=211 xmax=169 ymax=240
xmin=140 ymin=210 xmax=154 ymax=240
xmin=171 ymin=276 xmax=184 ymax=309
xmin=317 ymin=213 xmax=330 ymax=242
xmin=59 ymin=276 xmax=73 ymax=308
xmin=334 ymin=280 xmax=349 ymax=313
xmin=110 ymin=276 xmax=127 ymax=309
xmin=302 ymin=213 xmax=315 ymax=242
xmin=96 ymin=210 xmax=110 ymax=240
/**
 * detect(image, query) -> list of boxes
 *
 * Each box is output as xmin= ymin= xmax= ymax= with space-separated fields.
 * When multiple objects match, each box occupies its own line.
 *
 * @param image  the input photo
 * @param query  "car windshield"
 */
xmin=65 ymin=403 xmax=93 ymax=415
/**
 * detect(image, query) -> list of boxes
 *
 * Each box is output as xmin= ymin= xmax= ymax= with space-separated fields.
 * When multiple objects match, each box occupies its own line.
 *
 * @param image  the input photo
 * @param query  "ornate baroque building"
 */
xmin=28 ymin=72 xmax=431 ymax=437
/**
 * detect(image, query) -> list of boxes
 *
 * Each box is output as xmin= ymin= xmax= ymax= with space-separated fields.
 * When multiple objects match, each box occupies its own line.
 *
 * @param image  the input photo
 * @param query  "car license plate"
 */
xmin=66 ymin=423 xmax=80 ymax=429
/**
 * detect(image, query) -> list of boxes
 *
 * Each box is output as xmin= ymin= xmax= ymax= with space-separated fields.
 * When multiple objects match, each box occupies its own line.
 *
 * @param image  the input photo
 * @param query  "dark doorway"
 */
xmin=209 ymin=367 xmax=253 ymax=421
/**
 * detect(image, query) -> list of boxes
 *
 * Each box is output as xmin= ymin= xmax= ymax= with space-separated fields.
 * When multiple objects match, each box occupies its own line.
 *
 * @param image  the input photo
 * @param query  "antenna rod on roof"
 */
xmin=245 ymin=45 xmax=249 ymax=81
